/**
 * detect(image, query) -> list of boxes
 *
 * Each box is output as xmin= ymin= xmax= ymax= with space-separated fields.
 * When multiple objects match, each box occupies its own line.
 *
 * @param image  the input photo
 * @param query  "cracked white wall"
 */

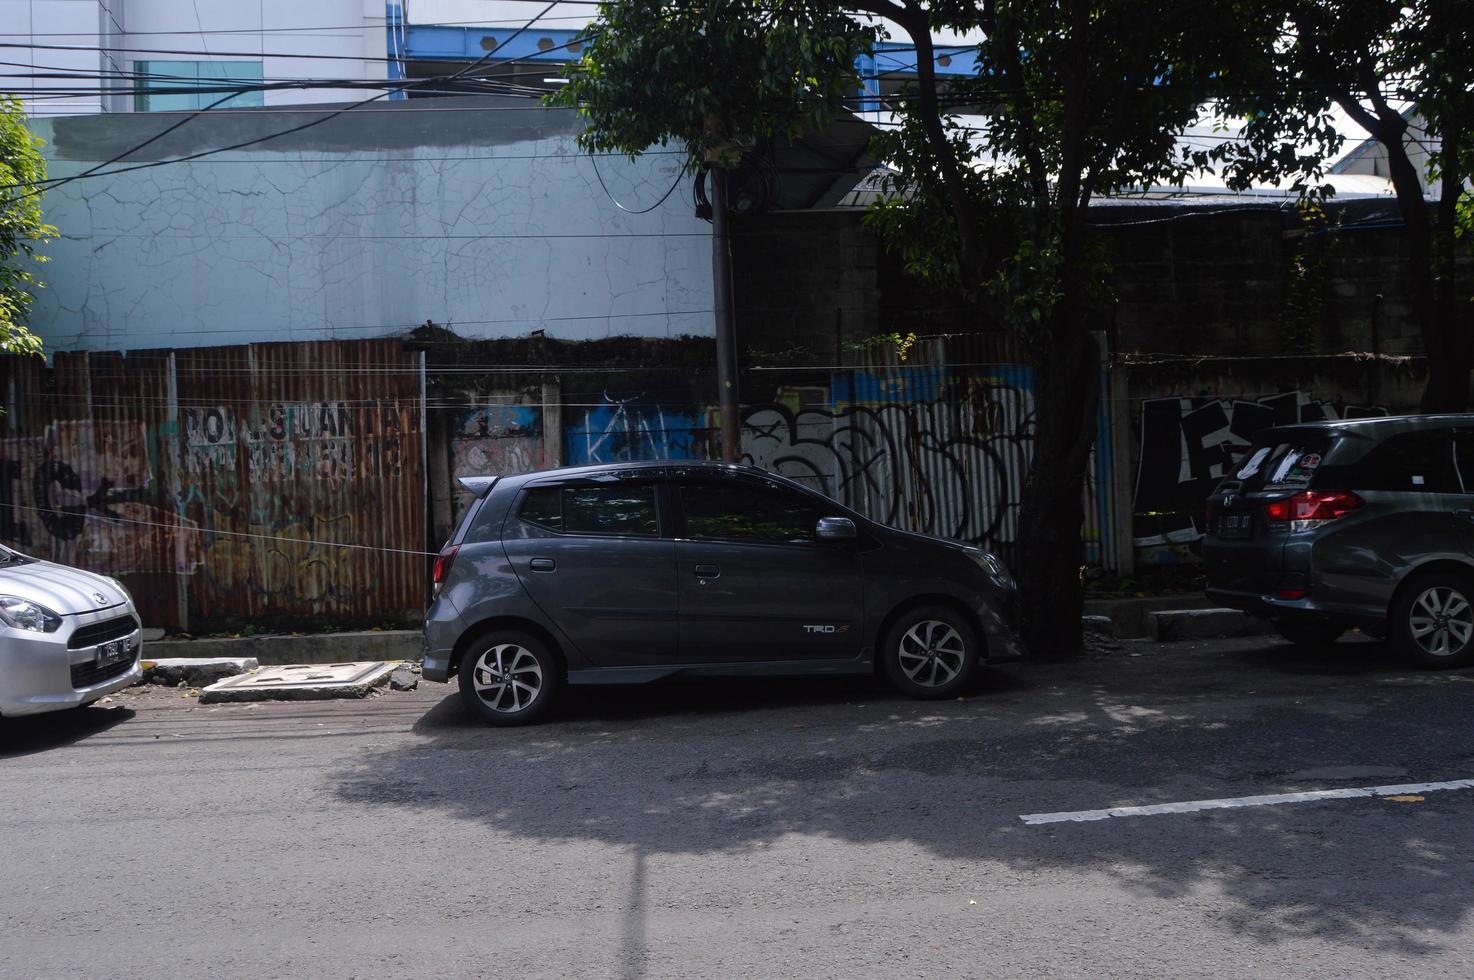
xmin=29 ymin=106 xmax=712 ymax=351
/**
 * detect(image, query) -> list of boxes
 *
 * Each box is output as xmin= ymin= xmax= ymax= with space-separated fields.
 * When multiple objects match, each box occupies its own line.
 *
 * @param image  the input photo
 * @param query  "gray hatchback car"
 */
xmin=1205 ymin=414 xmax=1474 ymax=667
xmin=423 ymin=461 xmax=1024 ymax=725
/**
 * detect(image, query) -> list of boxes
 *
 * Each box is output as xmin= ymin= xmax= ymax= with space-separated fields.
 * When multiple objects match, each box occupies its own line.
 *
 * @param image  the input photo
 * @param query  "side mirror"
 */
xmin=815 ymin=516 xmax=857 ymax=543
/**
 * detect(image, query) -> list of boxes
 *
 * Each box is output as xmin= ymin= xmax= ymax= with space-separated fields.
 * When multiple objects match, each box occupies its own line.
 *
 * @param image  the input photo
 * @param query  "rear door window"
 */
xmin=1344 ymin=430 xmax=1459 ymax=493
xmin=518 ymin=483 xmax=659 ymax=537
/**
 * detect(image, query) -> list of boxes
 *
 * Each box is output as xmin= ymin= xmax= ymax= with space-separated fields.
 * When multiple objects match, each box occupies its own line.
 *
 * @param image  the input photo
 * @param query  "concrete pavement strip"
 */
xmin=142 ymin=657 xmax=259 ymax=687
xmin=198 ymin=662 xmax=399 ymax=703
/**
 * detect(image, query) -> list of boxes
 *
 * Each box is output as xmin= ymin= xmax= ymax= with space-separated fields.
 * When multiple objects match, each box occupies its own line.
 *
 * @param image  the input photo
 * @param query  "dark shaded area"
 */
xmin=0 ymin=703 xmax=133 ymax=759
xmin=336 ymin=636 xmax=1474 ymax=955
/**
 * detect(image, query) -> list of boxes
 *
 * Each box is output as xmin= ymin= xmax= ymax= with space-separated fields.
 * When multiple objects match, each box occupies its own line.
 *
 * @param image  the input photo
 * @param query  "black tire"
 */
xmin=880 ymin=604 xmax=979 ymax=700
xmin=1273 ymin=621 xmax=1346 ymax=648
xmin=1391 ymin=571 xmax=1474 ymax=669
xmin=457 ymin=630 xmax=562 ymax=726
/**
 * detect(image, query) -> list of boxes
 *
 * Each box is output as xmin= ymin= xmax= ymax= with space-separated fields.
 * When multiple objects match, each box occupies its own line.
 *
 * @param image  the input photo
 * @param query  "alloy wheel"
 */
xmin=898 ymin=620 xmax=966 ymax=687
xmin=1408 ymin=586 xmax=1474 ymax=658
xmin=470 ymin=643 xmax=544 ymax=712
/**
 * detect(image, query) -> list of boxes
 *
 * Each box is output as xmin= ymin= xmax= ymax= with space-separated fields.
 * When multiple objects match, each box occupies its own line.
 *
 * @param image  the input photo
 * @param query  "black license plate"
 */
xmin=97 ymin=638 xmax=131 ymax=665
xmin=1218 ymin=514 xmax=1253 ymax=539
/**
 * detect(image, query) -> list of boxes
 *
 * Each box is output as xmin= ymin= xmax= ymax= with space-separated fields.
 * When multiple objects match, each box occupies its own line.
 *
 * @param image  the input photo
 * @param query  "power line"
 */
xmin=6 ymin=8 xmax=579 ymax=197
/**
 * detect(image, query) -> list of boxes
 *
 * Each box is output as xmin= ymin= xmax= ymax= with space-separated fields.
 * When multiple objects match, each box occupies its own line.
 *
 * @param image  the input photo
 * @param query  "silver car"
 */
xmin=0 ymin=545 xmax=143 ymax=717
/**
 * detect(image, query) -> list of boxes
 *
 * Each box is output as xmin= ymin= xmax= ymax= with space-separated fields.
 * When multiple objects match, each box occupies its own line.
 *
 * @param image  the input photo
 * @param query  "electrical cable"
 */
xmin=5 ymin=8 xmax=579 ymax=198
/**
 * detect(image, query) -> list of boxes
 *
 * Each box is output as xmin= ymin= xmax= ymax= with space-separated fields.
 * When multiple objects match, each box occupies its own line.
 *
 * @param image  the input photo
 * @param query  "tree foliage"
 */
xmin=0 ymin=95 xmax=52 ymax=357
xmin=547 ymin=1 xmax=876 ymax=166
xmin=1212 ymin=0 xmax=1474 ymax=411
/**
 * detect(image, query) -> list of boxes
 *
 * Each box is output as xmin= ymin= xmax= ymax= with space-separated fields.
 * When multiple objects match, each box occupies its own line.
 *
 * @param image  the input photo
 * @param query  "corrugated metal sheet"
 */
xmin=740 ymin=332 xmax=1118 ymax=569
xmin=0 ymin=341 xmax=426 ymax=631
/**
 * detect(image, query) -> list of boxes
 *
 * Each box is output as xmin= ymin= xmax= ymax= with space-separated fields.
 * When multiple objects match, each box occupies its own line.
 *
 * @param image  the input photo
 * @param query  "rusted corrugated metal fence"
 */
xmin=0 ymin=341 xmax=425 ymax=632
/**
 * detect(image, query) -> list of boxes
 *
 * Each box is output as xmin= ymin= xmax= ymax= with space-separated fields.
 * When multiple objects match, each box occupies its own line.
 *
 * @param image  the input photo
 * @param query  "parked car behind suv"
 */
xmin=1205 ymin=414 xmax=1474 ymax=667
xmin=423 ymin=461 xmax=1024 ymax=725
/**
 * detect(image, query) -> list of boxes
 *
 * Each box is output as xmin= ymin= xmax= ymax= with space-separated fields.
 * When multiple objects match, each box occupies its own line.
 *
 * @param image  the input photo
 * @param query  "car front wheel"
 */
xmin=881 ymin=606 xmax=979 ymax=699
xmin=457 ymin=631 xmax=561 ymax=726
xmin=1392 ymin=572 xmax=1474 ymax=669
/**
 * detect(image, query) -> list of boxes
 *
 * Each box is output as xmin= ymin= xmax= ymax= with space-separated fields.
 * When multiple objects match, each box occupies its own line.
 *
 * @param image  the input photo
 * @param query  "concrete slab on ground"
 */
xmin=198 ymin=662 xmax=397 ymax=703
xmin=1149 ymin=607 xmax=1276 ymax=641
xmin=143 ymin=657 xmax=258 ymax=687
xmin=1083 ymin=595 xmax=1216 ymax=639
xmin=150 ymin=630 xmax=420 ymax=666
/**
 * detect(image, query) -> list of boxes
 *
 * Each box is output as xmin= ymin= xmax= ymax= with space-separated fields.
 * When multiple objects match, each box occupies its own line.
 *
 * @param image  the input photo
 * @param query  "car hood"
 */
xmin=0 ymin=559 xmax=128 ymax=615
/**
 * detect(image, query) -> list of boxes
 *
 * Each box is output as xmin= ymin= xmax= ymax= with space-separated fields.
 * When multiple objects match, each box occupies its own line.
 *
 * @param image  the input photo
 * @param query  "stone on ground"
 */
xmin=145 ymin=658 xmax=259 ymax=687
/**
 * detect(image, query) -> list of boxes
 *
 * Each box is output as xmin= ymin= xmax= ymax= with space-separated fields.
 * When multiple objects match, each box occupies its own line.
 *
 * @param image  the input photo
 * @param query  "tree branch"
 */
xmin=851 ymin=0 xmax=984 ymax=289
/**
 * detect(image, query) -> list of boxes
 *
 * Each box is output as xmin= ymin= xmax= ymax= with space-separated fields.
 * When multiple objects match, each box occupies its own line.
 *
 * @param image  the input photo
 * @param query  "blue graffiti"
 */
xmin=564 ymin=395 xmax=700 ymax=465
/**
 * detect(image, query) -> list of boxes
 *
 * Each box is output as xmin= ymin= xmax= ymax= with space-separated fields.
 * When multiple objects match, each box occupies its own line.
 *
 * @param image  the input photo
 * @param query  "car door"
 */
xmin=673 ymin=475 xmax=864 ymax=663
xmin=500 ymin=474 xmax=677 ymax=667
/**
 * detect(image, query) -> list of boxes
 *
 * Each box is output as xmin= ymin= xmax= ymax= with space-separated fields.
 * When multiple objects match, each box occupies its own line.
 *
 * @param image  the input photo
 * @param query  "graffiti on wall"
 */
xmin=0 ymin=421 xmax=200 ymax=574
xmin=741 ymin=366 xmax=1102 ymax=559
xmin=1133 ymin=390 xmax=1387 ymax=561
xmin=182 ymin=400 xmax=413 ymax=482
xmin=451 ymin=404 xmax=552 ymax=479
xmin=565 ymin=393 xmax=701 ymax=465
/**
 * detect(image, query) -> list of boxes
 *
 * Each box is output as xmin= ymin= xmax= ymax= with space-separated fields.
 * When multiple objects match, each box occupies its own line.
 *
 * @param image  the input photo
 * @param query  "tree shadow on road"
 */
xmin=0 ymin=703 xmax=134 ymax=759
xmin=336 ymin=644 xmax=1474 ymax=957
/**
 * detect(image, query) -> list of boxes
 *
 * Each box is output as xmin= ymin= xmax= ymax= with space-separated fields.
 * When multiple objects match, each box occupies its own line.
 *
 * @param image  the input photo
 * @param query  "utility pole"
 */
xmin=710 ymin=166 xmax=741 ymax=463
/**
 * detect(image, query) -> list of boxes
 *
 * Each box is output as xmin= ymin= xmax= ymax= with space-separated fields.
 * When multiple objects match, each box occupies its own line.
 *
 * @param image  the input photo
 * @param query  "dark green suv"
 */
xmin=1204 ymin=415 xmax=1474 ymax=667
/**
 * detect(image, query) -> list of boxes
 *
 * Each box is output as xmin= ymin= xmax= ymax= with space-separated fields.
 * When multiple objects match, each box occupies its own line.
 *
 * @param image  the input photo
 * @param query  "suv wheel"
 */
xmin=1274 ymin=621 xmax=1346 ymax=648
xmin=457 ymin=631 xmax=561 ymax=726
xmin=1392 ymin=572 xmax=1474 ymax=669
xmin=881 ymin=606 xmax=978 ymax=700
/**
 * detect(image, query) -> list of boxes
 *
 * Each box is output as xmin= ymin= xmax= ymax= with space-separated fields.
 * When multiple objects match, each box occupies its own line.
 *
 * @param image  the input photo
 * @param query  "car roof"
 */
xmin=1266 ymin=413 xmax=1474 ymax=435
xmin=498 ymin=459 xmax=770 ymax=485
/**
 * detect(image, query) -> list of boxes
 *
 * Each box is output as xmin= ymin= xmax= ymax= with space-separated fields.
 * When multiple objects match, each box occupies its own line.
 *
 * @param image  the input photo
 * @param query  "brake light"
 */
xmin=1264 ymin=491 xmax=1363 ymax=529
xmin=433 ymin=544 xmax=460 ymax=591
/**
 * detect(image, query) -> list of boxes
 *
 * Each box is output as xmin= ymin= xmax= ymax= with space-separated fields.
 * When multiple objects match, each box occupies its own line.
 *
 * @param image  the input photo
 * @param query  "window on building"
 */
xmin=134 ymin=61 xmax=264 ymax=111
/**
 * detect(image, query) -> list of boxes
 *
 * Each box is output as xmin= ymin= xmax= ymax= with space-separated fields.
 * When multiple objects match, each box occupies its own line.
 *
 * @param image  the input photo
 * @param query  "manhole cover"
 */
xmin=199 ymin=662 xmax=397 ymax=703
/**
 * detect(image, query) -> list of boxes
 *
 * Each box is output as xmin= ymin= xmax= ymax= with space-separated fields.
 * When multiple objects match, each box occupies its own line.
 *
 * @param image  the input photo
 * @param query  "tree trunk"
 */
xmin=1427 ymin=131 xmax=1471 ymax=413
xmin=1016 ymin=328 xmax=1101 ymax=660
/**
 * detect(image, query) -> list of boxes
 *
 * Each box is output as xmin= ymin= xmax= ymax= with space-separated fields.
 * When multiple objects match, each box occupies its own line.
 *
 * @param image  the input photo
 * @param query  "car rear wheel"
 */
xmin=881 ymin=606 xmax=978 ymax=700
xmin=1274 ymin=621 xmax=1346 ymax=648
xmin=457 ymin=631 xmax=561 ymax=726
xmin=1392 ymin=572 xmax=1474 ymax=669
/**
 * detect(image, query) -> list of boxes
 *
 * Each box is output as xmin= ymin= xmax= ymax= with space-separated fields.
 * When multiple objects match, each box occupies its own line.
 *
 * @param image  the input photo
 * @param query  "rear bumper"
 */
xmin=1206 ymin=587 xmax=1384 ymax=628
xmin=420 ymin=596 xmax=462 ymax=684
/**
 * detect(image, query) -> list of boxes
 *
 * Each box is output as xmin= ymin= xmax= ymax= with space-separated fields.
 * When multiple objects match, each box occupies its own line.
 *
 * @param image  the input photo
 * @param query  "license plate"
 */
xmin=1218 ymin=514 xmax=1253 ymax=539
xmin=97 ymin=639 xmax=130 ymax=665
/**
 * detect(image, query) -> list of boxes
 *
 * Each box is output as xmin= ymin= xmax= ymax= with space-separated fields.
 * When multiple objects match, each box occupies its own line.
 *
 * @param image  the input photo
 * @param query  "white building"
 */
xmin=1 ymin=0 xmax=396 ymax=116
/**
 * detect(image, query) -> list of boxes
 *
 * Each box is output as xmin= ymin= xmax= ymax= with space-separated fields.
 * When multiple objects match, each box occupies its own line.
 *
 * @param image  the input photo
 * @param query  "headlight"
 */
xmin=0 ymin=595 xmax=62 ymax=633
xmin=966 ymin=549 xmax=1015 ymax=589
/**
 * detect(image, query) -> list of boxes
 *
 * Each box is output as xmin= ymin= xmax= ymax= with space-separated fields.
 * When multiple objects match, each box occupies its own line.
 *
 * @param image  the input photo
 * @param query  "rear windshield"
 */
xmin=1229 ymin=434 xmax=1334 ymax=492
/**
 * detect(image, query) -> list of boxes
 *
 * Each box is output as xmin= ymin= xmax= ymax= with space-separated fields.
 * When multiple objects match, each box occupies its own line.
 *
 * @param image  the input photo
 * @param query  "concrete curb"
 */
xmin=1148 ymin=608 xmax=1276 ymax=641
xmin=148 ymin=630 xmax=421 ymax=666
xmin=1083 ymin=596 xmax=1217 ymax=639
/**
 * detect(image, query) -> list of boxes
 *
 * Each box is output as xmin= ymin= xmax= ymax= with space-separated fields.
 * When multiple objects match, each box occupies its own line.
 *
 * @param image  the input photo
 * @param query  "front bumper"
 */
xmin=0 ymin=607 xmax=143 ymax=717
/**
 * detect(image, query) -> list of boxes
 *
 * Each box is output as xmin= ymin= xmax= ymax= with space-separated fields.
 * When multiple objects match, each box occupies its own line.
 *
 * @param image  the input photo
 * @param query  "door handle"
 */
xmin=1458 ymin=510 xmax=1474 ymax=523
xmin=530 ymin=558 xmax=556 ymax=572
xmin=694 ymin=563 xmax=720 ymax=579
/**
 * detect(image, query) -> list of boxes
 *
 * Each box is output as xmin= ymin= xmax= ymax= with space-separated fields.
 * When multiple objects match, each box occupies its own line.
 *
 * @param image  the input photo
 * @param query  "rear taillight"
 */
xmin=433 ymin=544 xmax=460 ymax=592
xmin=1264 ymin=491 xmax=1363 ymax=530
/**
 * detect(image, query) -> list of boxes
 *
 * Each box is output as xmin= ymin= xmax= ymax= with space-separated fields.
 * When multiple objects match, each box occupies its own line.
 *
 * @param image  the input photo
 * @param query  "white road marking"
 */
xmin=1020 ymin=777 xmax=1474 ymax=826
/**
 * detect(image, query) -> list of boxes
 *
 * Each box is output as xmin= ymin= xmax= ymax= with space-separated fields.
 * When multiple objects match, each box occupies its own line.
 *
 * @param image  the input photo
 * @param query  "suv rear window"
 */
xmin=1229 ymin=434 xmax=1334 ymax=492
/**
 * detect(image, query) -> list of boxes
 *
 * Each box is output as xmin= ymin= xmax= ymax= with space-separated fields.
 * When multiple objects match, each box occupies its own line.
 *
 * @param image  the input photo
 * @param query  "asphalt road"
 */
xmin=4 ymin=635 xmax=1474 ymax=979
